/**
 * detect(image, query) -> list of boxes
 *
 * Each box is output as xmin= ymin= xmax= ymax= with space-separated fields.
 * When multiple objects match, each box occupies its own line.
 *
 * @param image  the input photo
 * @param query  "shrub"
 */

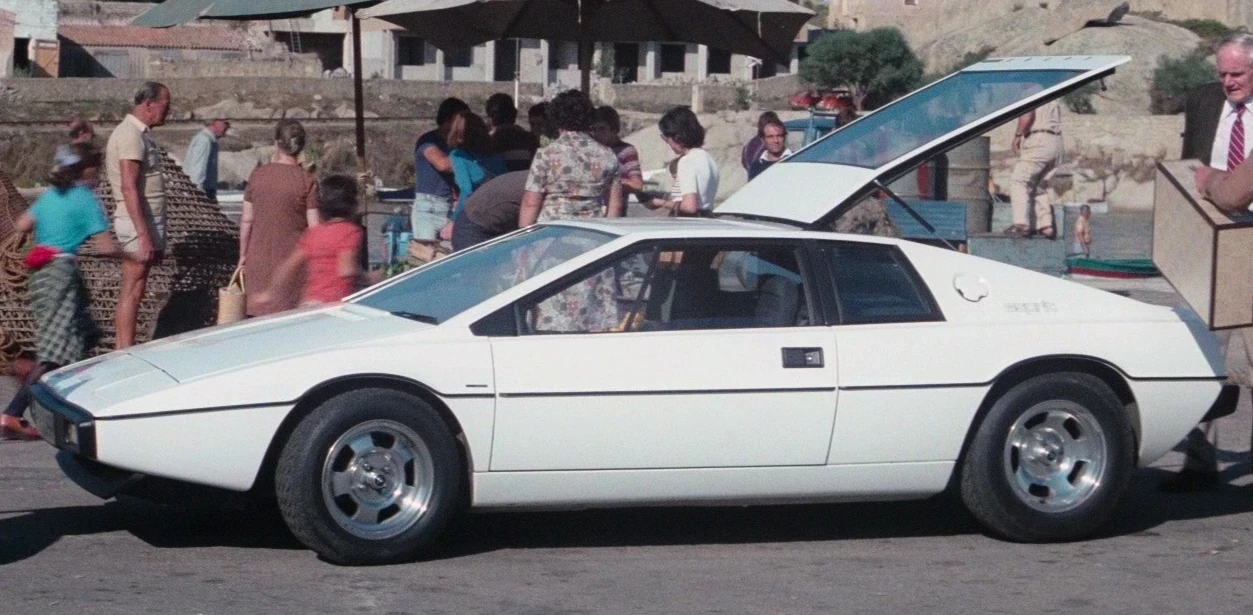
xmin=1150 ymin=52 xmax=1215 ymax=114
xmin=1063 ymin=82 xmax=1100 ymax=114
xmin=799 ymin=28 xmax=923 ymax=110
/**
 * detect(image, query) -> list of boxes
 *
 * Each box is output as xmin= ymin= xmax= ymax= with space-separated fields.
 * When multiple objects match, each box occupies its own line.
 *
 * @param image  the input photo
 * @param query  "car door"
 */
xmin=813 ymin=240 xmax=986 ymax=467
xmin=485 ymin=238 xmax=839 ymax=471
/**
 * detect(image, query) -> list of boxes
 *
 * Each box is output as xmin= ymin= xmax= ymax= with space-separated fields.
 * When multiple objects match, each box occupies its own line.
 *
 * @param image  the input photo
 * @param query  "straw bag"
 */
xmin=217 ymin=267 xmax=246 ymax=324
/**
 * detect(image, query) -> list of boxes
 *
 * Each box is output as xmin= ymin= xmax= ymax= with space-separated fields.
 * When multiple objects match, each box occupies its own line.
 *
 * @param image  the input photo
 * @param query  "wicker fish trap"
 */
xmin=0 ymin=152 xmax=239 ymax=367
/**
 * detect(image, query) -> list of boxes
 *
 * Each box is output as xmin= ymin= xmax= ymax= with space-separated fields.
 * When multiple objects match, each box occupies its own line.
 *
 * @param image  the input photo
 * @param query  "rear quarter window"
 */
xmin=821 ymin=242 xmax=942 ymax=324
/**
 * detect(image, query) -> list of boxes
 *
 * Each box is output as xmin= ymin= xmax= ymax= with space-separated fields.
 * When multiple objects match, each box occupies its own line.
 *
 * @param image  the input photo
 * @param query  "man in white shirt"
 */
xmin=1164 ymin=33 xmax=1253 ymax=493
xmin=183 ymin=112 xmax=229 ymax=202
xmin=650 ymin=106 xmax=720 ymax=215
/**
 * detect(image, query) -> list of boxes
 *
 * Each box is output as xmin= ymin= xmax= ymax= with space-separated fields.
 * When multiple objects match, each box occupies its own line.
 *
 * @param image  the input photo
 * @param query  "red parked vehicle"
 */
xmin=788 ymin=88 xmax=852 ymax=111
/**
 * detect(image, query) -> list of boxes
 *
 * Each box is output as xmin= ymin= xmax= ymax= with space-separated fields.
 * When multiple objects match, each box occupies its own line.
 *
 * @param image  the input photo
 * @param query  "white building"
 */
xmin=0 ymin=0 xmax=59 ymax=76
xmin=266 ymin=8 xmax=811 ymax=87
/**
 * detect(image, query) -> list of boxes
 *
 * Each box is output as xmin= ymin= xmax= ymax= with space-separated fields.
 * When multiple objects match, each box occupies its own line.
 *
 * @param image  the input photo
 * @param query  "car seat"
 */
xmin=754 ymin=274 xmax=801 ymax=327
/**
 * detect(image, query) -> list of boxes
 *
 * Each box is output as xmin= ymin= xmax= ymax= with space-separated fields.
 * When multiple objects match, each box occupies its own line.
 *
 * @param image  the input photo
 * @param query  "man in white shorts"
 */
xmin=106 ymin=81 xmax=170 ymax=348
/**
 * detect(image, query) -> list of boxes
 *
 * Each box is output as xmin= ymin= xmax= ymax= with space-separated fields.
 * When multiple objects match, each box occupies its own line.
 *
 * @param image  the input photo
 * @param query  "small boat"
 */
xmin=1066 ymin=256 xmax=1160 ymax=279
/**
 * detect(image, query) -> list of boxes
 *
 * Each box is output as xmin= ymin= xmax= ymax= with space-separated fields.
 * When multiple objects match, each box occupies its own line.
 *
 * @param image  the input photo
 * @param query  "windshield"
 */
xmin=788 ymin=69 xmax=1084 ymax=169
xmin=353 ymin=225 xmax=615 ymax=323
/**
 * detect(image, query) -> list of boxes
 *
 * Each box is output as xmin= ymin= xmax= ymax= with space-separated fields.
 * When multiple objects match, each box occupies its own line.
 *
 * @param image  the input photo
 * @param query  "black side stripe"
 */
xmin=499 ymin=387 xmax=837 ymax=399
xmin=841 ymin=374 xmax=1226 ymax=392
xmin=94 ymin=392 xmax=495 ymax=421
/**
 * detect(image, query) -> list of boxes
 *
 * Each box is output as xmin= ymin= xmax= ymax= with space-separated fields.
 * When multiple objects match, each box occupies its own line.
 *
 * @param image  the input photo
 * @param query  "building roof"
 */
xmin=58 ymin=25 xmax=251 ymax=51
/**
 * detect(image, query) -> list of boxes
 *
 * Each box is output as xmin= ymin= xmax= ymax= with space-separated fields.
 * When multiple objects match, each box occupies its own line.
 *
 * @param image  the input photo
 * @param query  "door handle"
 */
xmin=782 ymin=347 xmax=824 ymax=368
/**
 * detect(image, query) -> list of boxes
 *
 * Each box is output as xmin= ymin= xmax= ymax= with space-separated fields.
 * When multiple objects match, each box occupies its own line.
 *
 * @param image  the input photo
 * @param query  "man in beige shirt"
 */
xmin=106 ymin=81 xmax=170 ymax=348
xmin=1005 ymin=100 xmax=1063 ymax=238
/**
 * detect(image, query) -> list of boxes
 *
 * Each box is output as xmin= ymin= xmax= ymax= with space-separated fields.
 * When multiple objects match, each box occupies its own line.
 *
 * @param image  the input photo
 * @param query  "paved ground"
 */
xmin=1 ymin=210 xmax=1251 ymax=614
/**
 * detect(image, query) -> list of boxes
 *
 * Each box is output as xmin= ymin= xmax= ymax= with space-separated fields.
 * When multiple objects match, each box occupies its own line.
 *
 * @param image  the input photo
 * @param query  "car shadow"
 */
xmin=425 ymin=465 xmax=1253 ymax=560
xmin=2 ymin=467 xmax=1249 ymax=565
xmin=0 ymin=497 xmax=301 ymax=565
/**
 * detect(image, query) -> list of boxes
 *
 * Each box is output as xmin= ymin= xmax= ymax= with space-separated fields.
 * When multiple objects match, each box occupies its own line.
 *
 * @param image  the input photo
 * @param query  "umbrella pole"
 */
xmin=350 ymin=8 xmax=371 ymax=270
xmin=351 ymin=10 xmax=367 ymax=171
xmin=578 ymin=39 xmax=592 ymax=93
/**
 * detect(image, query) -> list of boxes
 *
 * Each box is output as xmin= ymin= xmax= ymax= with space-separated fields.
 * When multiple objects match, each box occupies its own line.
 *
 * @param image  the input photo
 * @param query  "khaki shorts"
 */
xmin=114 ymin=215 xmax=167 ymax=255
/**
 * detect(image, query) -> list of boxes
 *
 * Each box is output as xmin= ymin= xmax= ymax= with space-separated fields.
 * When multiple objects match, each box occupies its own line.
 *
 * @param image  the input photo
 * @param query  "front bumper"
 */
xmin=30 ymin=383 xmax=97 ymax=459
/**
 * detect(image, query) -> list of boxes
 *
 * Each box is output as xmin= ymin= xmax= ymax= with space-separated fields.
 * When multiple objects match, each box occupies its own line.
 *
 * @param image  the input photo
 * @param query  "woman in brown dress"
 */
xmin=238 ymin=119 xmax=319 ymax=316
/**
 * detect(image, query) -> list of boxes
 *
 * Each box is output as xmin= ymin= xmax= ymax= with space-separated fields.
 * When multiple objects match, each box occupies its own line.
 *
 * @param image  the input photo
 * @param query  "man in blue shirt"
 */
xmin=184 ymin=112 xmax=229 ymax=202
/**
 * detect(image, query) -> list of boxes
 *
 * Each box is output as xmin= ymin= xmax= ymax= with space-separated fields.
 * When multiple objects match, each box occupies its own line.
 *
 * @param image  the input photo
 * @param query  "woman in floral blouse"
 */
xmin=518 ymin=90 xmax=624 ymax=333
xmin=519 ymin=90 xmax=623 ymax=225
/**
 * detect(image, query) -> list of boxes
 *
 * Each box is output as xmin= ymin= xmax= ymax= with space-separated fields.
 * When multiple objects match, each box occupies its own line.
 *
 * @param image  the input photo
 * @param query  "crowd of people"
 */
xmin=0 ymin=82 xmax=366 ymax=440
xmin=1 ymin=81 xmax=813 ymax=439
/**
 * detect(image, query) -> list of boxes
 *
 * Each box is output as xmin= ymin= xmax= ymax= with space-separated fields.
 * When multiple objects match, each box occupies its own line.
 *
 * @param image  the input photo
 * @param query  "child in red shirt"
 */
xmin=256 ymin=175 xmax=364 ymax=311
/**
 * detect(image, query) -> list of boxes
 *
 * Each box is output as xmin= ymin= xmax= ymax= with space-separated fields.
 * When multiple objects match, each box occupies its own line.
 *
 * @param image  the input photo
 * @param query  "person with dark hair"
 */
xmin=451 ymin=170 xmax=528 ymax=251
xmin=747 ymin=116 xmax=791 ymax=180
xmin=238 ymin=119 xmax=319 ymax=317
xmin=520 ymin=90 xmax=623 ymax=225
xmin=590 ymin=106 xmax=644 ymax=197
xmin=68 ymin=118 xmax=94 ymax=144
xmin=649 ymin=106 xmax=719 ymax=216
xmin=527 ymin=101 xmax=556 ymax=146
xmin=444 ymin=110 xmax=507 ymax=239
xmin=412 ymin=97 xmax=470 ymax=241
xmin=255 ymin=175 xmax=364 ymax=311
xmin=2 ymin=143 xmax=134 ymax=440
xmin=741 ymin=111 xmax=780 ymax=170
xmin=486 ymin=93 xmax=540 ymax=172
xmin=107 ymin=80 xmax=170 ymax=349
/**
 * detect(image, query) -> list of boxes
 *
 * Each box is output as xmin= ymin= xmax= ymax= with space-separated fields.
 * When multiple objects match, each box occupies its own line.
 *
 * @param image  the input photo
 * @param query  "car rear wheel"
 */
xmin=960 ymin=372 xmax=1134 ymax=542
xmin=275 ymin=388 xmax=462 ymax=565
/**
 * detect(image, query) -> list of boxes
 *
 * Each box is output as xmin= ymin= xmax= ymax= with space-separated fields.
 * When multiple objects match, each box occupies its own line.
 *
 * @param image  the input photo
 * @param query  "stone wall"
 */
xmin=146 ymin=54 xmax=324 ymax=79
xmin=0 ymin=76 xmax=548 ymax=122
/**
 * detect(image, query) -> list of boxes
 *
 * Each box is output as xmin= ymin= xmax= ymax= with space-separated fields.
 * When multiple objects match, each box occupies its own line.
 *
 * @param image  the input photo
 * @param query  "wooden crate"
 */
xmin=1153 ymin=160 xmax=1253 ymax=330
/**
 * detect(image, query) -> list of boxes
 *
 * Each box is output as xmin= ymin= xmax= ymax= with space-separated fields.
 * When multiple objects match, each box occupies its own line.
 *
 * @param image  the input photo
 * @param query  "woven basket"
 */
xmin=0 ymin=151 xmax=239 ymax=368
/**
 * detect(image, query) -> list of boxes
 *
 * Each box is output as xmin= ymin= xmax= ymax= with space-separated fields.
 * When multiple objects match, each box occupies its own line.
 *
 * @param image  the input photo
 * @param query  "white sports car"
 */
xmin=31 ymin=56 xmax=1236 ymax=565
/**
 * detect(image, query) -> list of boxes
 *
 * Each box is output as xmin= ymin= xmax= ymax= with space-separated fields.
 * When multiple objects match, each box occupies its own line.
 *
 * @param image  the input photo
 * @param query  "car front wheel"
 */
xmin=960 ymin=372 xmax=1135 ymax=542
xmin=275 ymin=388 xmax=462 ymax=565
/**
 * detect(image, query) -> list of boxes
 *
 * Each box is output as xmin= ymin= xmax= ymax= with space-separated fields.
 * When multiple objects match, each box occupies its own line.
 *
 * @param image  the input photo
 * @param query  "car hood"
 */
xmin=126 ymin=303 xmax=424 ymax=382
xmin=718 ymin=55 xmax=1130 ymax=227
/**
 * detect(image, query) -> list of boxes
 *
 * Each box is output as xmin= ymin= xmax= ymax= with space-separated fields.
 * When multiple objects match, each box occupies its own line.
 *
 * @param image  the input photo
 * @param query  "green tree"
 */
xmin=799 ymin=28 xmax=923 ymax=110
xmin=1150 ymin=52 xmax=1215 ymax=114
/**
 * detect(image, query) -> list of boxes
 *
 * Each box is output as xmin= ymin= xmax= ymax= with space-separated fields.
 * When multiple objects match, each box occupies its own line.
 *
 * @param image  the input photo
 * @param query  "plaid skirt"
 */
xmin=30 ymin=257 xmax=100 ymax=366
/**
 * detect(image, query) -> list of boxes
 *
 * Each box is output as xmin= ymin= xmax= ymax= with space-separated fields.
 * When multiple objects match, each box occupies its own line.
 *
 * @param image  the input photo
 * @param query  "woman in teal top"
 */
xmin=442 ymin=111 xmax=506 ymax=238
xmin=1 ymin=143 xmax=134 ymax=441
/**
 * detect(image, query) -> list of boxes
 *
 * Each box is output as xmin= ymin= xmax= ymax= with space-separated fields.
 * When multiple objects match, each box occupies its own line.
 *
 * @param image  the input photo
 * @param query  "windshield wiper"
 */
xmin=389 ymin=311 xmax=439 ymax=324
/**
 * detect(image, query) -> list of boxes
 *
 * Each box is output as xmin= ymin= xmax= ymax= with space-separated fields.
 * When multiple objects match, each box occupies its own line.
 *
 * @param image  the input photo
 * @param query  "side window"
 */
xmin=521 ymin=243 xmax=812 ymax=334
xmin=824 ymin=242 xmax=940 ymax=324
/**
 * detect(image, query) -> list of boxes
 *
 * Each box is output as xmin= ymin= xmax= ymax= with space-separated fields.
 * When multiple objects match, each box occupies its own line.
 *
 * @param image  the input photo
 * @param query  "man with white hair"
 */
xmin=1163 ymin=33 xmax=1253 ymax=492
xmin=184 ymin=111 xmax=229 ymax=202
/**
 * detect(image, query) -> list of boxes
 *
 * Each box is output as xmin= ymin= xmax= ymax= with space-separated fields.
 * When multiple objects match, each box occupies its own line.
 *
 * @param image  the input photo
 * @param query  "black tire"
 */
xmin=275 ymin=388 xmax=462 ymax=565
xmin=960 ymin=372 xmax=1135 ymax=542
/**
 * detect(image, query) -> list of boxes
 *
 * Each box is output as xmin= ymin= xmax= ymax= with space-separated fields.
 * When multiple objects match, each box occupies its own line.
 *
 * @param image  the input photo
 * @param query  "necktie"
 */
xmin=1228 ymin=103 xmax=1246 ymax=171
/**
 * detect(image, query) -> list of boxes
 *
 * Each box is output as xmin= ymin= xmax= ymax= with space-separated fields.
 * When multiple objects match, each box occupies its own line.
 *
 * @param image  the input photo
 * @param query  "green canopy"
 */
xmin=133 ymin=1 xmax=375 ymax=27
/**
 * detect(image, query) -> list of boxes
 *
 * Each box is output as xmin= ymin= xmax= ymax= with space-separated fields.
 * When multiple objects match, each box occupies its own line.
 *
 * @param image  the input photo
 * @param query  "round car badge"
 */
xmin=953 ymin=273 xmax=990 ymax=302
